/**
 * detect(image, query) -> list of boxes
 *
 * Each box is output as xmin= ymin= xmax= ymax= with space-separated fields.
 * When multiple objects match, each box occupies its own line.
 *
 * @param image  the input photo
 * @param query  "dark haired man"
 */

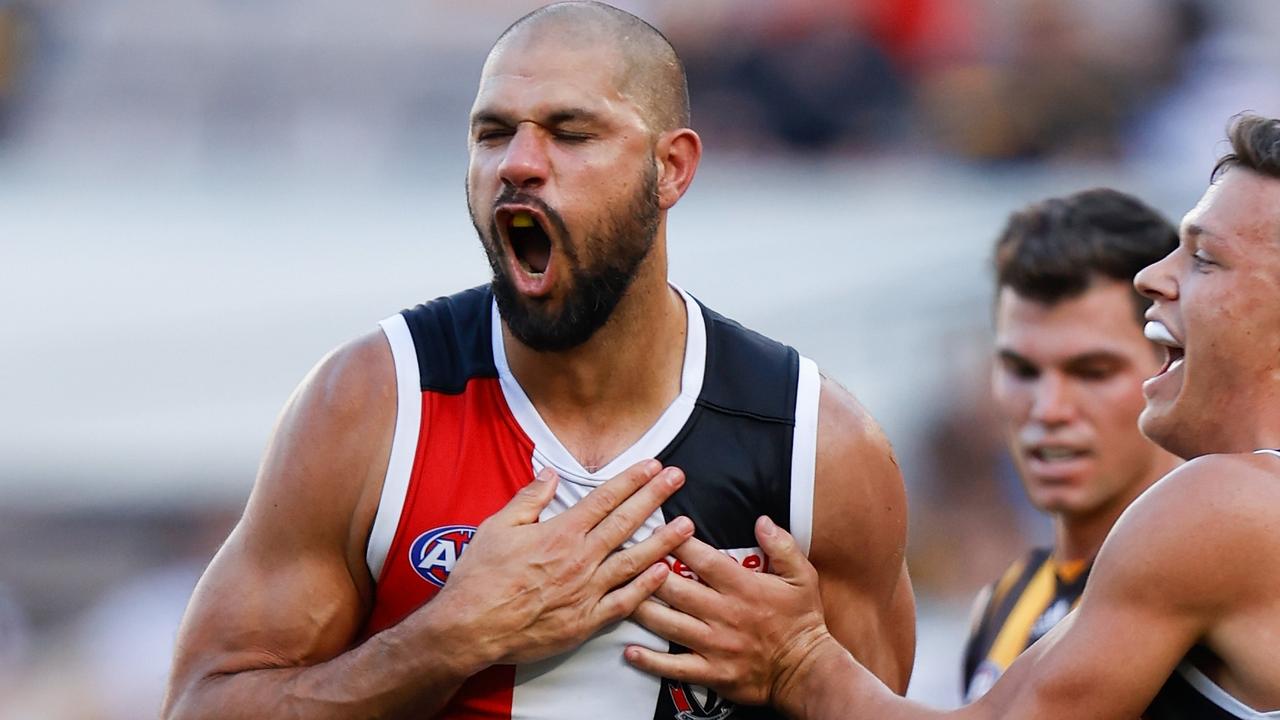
xmin=626 ymin=113 xmax=1280 ymax=719
xmin=162 ymin=3 xmax=914 ymax=720
xmin=963 ymin=189 xmax=1181 ymax=699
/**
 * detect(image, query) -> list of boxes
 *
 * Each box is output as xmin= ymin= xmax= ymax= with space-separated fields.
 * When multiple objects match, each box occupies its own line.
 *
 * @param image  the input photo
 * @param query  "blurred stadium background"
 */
xmin=2 ymin=0 xmax=1278 ymax=716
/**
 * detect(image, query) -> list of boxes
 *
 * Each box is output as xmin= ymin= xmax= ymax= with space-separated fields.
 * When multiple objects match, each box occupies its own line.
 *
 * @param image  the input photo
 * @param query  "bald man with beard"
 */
xmin=162 ymin=4 xmax=914 ymax=719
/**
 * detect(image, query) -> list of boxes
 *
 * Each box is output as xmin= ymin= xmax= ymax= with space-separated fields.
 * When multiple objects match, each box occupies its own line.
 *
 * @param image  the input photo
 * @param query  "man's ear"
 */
xmin=654 ymin=128 xmax=702 ymax=210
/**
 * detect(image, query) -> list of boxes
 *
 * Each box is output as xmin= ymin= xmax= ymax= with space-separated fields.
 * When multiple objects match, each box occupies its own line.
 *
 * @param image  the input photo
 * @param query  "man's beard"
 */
xmin=469 ymin=165 xmax=660 ymax=353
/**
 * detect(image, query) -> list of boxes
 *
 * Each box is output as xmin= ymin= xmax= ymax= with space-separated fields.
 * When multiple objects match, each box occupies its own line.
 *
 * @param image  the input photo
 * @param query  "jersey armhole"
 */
xmin=365 ymin=314 xmax=423 ymax=583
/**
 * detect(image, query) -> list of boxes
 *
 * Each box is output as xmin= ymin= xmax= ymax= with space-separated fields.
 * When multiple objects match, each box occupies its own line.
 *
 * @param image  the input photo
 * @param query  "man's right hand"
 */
xmin=164 ymin=331 xmax=695 ymax=720
xmin=429 ymin=459 xmax=694 ymax=670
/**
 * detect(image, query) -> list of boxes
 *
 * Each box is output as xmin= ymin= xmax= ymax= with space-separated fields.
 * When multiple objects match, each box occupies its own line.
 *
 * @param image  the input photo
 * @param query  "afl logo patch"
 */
xmin=667 ymin=678 xmax=735 ymax=720
xmin=408 ymin=525 xmax=477 ymax=587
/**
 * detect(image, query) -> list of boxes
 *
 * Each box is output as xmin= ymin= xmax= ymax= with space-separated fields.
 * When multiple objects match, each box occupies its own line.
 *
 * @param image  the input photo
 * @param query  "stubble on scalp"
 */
xmin=486 ymin=1 xmax=691 ymax=137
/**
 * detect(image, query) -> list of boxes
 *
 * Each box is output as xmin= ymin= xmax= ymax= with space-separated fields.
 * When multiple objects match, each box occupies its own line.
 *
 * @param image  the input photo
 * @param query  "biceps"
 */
xmin=170 ymin=528 xmax=366 ymax=687
xmin=819 ymin=564 xmax=916 ymax=693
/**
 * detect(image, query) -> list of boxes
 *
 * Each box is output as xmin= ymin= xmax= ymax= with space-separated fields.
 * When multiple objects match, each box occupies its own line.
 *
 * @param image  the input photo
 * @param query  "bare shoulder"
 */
xmin=1091 ymin=452 xmax=1280 ymax=611
xmin=811 ymin=372 xmax=907 ymax=570
xmin=168 ymin=329 xmax=398 ymax=689
xmin=1113 ymin=452 xmax=1280 ymax=545
xmin=239 ymin=328 xmax=397 ymax=574
xmin=815 ymin=373 xmax=899 ymax=478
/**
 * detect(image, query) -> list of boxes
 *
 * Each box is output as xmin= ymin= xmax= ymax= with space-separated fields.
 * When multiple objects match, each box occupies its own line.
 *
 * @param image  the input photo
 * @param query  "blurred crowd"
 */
xmin=664 ymin=0 xmax=1208 ymax=158
xmin=1 ymin=0 xmax=1275 ymax=166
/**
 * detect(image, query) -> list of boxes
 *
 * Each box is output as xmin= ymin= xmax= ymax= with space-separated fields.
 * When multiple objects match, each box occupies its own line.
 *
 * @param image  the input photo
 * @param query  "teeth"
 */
xmin=1037 ymin=447 xmax=1083 ymax=461
xmin=1144 ymin=321 xmax=1181 ymax=348
xmin=512 ymin=212 xmax=534 ymax=228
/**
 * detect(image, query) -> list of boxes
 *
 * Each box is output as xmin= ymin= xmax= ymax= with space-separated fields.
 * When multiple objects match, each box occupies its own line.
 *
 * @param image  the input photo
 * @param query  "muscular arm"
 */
xmin=629 ymin=455 xmax=1273 ymax=719
xmin=163 ymin=332 xmax=484 ymax=719
xmin=165 ymin=331 xmax=695 ymax=720
xmin=785 ymin=454 xmax=1269 ymax=720
xmin=810 ymin=376 xmax=915 ymax=692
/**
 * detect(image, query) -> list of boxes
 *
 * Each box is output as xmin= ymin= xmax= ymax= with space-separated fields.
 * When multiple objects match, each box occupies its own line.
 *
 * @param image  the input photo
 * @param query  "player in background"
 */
xmin=963 ymin=189 xmax=1181 ymax=699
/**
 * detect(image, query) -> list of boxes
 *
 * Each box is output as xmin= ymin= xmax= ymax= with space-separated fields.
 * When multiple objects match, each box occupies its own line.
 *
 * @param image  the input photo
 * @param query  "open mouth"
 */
xmin=1028 ymin=445 xmax=1089 ymax=463
xmin=1144 ymin=320 xmax=1184 ymax=376
xmin=499 ymin=208 xmax=552 ymax=276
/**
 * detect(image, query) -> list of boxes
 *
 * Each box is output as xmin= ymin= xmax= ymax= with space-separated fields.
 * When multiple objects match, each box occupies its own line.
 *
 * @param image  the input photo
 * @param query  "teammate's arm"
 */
xmin=807 ymin=376 xmax=915 ymax=692
xmin=629 ymin=455 xmax=1262 ymax=720
xmin=163 ymin=332 xmax=694 ymax=720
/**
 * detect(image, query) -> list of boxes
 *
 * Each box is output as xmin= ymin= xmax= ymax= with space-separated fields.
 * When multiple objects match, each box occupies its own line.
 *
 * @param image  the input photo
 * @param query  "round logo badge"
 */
xmin=408 ymin=525 xmax=477 ymax=587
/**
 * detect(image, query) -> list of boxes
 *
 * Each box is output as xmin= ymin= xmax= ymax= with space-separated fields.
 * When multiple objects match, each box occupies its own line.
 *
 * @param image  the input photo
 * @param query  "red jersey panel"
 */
xmin=363 ymin=376 xmax=534 ymax=718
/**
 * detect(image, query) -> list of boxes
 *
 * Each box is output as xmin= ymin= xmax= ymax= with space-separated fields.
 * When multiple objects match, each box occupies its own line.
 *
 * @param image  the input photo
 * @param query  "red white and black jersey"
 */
xmin=359 ymin=285 xmax=820 ymax=720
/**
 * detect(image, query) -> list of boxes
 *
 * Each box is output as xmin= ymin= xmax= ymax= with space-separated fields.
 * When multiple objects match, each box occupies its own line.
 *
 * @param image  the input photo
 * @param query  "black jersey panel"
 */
xmin=1144 ymin=669 xmax=1242 ymax=720
xmin=658 ymin=406 xmax=795 ymax=548
xmin=400 ymin=285 xmax=497 ymax=394
xmin=698 ymin=304 xmax=800 ymax=423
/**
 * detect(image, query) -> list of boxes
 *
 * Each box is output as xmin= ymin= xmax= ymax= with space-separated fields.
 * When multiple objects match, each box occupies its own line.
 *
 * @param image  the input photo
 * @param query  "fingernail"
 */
xmin=642 ymin=459 xmax=662 ymax=475
xmin=759 ymin=515 xmax=777 ymax=536
xmin=663 ymin=468 xmax=685 ymax=488
xmin=534 ymin=468 xmax=554 ymax=482
xmin=673 ymin=516 xmax=693 ymax=534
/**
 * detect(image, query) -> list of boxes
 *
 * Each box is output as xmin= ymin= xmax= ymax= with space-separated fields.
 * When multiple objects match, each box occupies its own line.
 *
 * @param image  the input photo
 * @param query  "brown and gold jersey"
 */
xmin=962 ymin=547 xmax=1091 ymax=701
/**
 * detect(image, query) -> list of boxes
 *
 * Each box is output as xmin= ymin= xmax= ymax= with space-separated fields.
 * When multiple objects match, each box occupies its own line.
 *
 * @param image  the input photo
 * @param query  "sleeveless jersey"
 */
xmin=962 ymin=547 xmax=1091 ymax=701
xmin=1143 ymin=448 xmax=1280 ymax=720
xmin=359 ymin=285 xmax=821 ymax=720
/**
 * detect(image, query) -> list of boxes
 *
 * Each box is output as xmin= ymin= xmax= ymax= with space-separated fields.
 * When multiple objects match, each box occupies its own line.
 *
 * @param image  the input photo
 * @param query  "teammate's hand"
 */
xmin=624 ymin=515 xmax=839 ymax=712
xmin=430 ymin=459 xmax=693 ymax=668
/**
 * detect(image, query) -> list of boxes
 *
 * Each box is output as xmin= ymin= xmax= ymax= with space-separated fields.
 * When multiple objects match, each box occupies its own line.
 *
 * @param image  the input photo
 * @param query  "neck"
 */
xmin=500 ymin=243 xmax=688 ymax=466
xmin=1053 ymin=451 xmax=1181 ymax=562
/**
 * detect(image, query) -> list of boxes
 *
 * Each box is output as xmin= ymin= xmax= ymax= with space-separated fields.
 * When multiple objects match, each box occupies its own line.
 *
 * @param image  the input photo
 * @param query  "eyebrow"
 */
xmin=1060 ymin=351 xmax=1129 ymax=369
xmin=997 ymin=348 xmax=1130 ymax=368
xmin=1183 ymin=222 xmax=1226 ymax=243
xmin=470 ymin=108 xmax=603 ymax=129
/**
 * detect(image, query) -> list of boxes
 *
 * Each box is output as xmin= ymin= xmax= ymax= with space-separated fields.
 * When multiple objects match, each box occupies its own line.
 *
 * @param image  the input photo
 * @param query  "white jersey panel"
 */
xmin=366 ymin=314 xmax=423 ymax=581
xmin=790 ymin=355 xmax=820 ymax=555
xmin=509 ymin=456 xmax=668 ymax=720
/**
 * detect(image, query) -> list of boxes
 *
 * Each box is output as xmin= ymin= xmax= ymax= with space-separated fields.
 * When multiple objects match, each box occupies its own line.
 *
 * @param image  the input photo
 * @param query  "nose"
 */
xmin=1030 ymin=373 xmax=1076 ymax=426
xmin=1135 ymin=247 xmax=1178 ymax=303
xmin=498 ymin=123 xmax=549 ymax=191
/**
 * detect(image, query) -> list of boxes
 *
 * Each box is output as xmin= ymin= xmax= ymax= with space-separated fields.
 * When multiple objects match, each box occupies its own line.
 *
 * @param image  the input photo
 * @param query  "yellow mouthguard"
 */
xmin=512 ymin=212 xmax=535 ymax=228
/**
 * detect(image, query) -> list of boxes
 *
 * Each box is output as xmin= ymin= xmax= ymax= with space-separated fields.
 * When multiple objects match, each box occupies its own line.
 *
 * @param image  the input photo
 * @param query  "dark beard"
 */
xmin=470 ymin=164 xmax=660 ymax=353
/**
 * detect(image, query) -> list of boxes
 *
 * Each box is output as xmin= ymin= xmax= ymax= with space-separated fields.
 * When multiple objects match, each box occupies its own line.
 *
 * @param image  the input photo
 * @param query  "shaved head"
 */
xmin=487 ymin=1 xmax=690 ymax=135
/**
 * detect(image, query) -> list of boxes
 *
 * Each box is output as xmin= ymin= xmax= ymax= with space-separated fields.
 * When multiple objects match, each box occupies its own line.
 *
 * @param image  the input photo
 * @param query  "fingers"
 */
xmin=623 ymin=645 xmax=717 ymax=688
xmin=596 ymin=516 xmax=694 ymax=590
xmin=559 ymin=459 xmax=664 ymax=531
xmin=754 ymin=516 xmax=815 ymax=585
xmin=668 ymin=534 xmax=745 ymax=589
xmin=631 ymin=596 xmax=710 ymax=649
xmin=650 ymin=567 xmax=723 ymax=618
xmin=590 ymin=562 xmax=670 ymax=626
xmin=584 ymin=467 xmax=685 ymax=555
xmin=493 ymin=467 xmax=560 ymax=525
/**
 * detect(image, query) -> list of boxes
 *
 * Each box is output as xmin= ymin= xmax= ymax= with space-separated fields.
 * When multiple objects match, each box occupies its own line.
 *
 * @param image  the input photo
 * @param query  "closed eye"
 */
xmin=1191 ymin=251 xmax=1216 ymax=270
xmin=554 ymin=131 xmax=593 ymax=143
xmin=475 ymin=128 xmax=514 ymax=143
